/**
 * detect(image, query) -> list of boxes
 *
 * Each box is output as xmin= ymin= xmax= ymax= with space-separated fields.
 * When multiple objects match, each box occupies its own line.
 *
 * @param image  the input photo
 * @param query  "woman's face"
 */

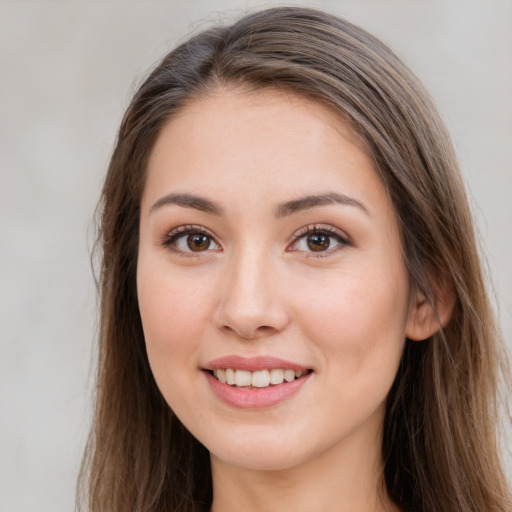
xmin=137 ymin=90 xmax=417 ymax=472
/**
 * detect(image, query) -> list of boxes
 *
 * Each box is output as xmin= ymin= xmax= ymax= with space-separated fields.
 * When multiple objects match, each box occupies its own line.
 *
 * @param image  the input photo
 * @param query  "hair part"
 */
xmin=78 ymin=7 xmax=511 ymax=512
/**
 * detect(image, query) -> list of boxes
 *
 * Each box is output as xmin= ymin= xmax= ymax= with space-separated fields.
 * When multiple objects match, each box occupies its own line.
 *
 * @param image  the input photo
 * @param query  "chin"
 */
xmin=199 ymin=423 xmax=333 ymax=473
xmin=211 ymin=445 xmax=308 ymax=472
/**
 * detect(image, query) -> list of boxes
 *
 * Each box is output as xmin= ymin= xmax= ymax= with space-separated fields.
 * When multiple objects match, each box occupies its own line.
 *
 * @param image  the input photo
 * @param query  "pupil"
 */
xmin=187 ymin=234 xmax=210 ymax=251
xmin=307 ymin=234 xmax=330 ymax=251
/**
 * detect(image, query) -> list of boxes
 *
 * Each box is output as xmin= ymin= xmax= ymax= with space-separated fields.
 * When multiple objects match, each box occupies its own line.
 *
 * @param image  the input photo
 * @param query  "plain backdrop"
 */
xmin=0 ymin=1 xmax=511 ymax=511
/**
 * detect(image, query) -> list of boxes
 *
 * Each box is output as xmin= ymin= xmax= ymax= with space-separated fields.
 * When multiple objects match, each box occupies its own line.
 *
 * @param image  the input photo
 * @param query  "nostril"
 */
xmin=217 ymin=323 xmax=277 ymax=340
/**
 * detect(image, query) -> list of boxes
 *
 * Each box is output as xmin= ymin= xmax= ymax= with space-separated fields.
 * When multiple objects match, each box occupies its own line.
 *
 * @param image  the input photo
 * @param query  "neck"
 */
xmin=210 ymin=426 xmax=399 ymax=512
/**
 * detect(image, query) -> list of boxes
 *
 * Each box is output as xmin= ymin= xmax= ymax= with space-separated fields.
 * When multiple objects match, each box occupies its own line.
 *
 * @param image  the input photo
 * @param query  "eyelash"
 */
xmin=161 ymin=225 xmax=220 ymax=256
xmin=289 ymin=224 xmax=351 ymax=257
xmin=160 ymin=223 xmax=351 ymax=257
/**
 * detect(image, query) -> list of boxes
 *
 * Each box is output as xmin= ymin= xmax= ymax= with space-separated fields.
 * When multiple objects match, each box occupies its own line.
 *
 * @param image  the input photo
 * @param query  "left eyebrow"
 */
xmin=275 ymin=192 xmax=369 ymax=218
xmin=150 ymin=193 xmax=224 ymax=216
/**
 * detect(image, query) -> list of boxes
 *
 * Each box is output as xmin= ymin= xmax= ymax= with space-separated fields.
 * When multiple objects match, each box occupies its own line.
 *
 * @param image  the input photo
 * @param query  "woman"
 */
xmin=78 ymin=7 xmax=511 ymax=512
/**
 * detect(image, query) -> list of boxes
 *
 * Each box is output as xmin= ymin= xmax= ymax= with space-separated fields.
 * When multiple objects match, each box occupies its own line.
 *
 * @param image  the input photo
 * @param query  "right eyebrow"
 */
xmin=149 ymin=193 xmax=224 ymax=216
xmin=275 ymin=192 xmax=369 ymax=218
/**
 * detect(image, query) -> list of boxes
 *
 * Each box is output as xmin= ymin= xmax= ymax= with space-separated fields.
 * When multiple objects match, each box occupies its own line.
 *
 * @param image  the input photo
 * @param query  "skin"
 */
xmin=137 ymin=89 xmax=437 ymax=512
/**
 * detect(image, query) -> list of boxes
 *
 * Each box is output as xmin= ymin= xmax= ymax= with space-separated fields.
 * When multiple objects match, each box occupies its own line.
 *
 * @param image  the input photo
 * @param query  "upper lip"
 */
xmin=205 ymin=355 xmax=309 ymax=372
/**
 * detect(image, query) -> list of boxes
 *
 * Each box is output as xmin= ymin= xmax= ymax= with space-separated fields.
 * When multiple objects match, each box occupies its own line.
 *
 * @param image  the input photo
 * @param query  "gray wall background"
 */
xmin=0 ymin=1 xmax=510 ymax=511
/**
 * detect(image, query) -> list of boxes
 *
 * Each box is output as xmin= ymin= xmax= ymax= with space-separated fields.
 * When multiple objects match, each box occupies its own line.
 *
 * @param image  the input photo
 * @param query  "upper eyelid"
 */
xmin=161 ymin=224 xmax=221 ymax=248
xmin=165 ymin=224 xmax=216 ymax=238
xmin=291 ymin=223 xmax=349 ymax=241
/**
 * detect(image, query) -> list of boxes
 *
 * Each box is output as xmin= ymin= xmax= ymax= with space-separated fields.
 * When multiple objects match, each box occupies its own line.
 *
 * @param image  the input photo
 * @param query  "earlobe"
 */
xmin=406 ymin=284 xmax=455 ymax=341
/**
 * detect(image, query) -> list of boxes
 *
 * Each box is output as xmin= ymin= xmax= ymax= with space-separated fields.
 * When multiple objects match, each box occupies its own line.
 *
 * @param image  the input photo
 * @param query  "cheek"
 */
xmin=136 ymin=258 xmax=213 ymax=364
xmin=136 ymin=258 xmax=216 ymax=423
xmin=293 ymin=264 xmax=409 ymax=385
xmin=291 ymin=273 xmax=408 ymax=442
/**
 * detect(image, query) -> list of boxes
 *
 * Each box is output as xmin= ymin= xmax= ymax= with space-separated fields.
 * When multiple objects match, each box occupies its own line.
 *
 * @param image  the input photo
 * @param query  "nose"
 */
xmin=212 ymin=247 xmax=290 ymax=340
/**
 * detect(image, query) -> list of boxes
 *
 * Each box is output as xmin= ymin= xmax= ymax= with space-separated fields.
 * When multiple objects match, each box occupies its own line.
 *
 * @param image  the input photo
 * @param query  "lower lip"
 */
xmin=204 ymin=371 xmax=312 ymax=409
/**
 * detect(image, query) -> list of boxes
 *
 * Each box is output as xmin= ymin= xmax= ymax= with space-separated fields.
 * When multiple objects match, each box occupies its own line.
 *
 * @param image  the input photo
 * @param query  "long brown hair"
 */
xmin=78 ymin=7 xmax=511 ymax=512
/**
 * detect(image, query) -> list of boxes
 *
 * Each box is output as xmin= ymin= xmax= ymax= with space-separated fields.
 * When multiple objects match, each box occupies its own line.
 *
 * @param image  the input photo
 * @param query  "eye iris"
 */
xmin=307 ymin=233 xmax=330 ymax=251
xmin=187 ymin=234 xmax=211 ymax=251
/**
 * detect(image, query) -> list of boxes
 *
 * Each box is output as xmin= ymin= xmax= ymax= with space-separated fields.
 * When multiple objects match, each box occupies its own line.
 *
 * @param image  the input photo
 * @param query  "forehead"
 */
xmin=171 ymin=87 xmax=369 ymax=162
xmin=142 ymin=88 xmax=389 ymax=220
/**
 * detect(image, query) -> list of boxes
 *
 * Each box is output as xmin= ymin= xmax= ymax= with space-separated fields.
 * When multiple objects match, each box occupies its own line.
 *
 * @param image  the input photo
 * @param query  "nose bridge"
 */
xmin=213 ymin=241 xmax=288 ymax=338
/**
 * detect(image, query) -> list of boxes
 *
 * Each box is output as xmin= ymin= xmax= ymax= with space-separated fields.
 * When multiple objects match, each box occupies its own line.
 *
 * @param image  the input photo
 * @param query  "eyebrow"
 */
xmin=275 ymin=192 xmax=368 ymax=217
xmin=150 ymin=193 xmax=224 ymax=216
xmin=150 ymin=191 xmax=368 ymax=217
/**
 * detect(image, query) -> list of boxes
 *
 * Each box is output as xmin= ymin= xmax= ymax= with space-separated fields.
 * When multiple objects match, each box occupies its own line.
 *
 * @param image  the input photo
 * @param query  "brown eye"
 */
xmin=307 ymin=233 xmax=331 ymax=252
xmin=187 ymin=234 xmax=211 ymax=252
xmin=290 ymin=225 xmax=350 ymax=256
xmin=163 ymin=226 xmax=221 ymax=255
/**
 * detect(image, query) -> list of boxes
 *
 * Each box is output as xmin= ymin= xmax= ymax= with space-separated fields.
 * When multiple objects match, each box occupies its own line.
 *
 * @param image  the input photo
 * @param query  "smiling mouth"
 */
xmin=209 ymin=368 xmax=312 ymax=389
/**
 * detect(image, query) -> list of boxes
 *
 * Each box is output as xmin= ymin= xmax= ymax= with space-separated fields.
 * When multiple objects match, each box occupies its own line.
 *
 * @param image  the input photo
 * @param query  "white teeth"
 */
xmin=269 ymin=368 xmax=285 ymax=385
xmin=284 ymin=369 xmax=295 ymax=382
xmin=235 ymin=370 xmax=252 ymax=387
xmin=251 ymin=370 xmax=270 ymax=388
xmin=213 ymin=368 xmax=307 ymax=387
xmin=225 ymin=368 xmax=236 ymax=385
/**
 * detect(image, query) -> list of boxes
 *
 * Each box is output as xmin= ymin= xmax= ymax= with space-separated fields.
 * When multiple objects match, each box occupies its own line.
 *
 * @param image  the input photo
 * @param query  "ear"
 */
xmin=406 ymin=281 xmax=455 ymax=341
